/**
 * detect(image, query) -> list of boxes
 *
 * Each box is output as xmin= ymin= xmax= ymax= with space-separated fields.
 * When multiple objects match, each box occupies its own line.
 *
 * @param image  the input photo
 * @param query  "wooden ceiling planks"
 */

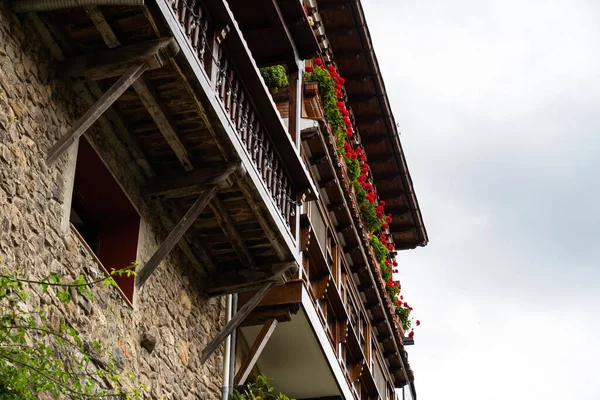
xmin=38 ymin=4 xmax=292 ymax=294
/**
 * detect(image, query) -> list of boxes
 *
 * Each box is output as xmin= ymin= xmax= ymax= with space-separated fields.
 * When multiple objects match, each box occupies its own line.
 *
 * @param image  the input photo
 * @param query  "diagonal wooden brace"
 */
xmin=135 ymin=185 xmax=219 ymax=289
xmin=234 ymin=317 xmax=278 ymax=386
xmin=200 ymin=281 xmax=274 ymax=364
xmin=45 ymin=62 xmax=148 ymax=165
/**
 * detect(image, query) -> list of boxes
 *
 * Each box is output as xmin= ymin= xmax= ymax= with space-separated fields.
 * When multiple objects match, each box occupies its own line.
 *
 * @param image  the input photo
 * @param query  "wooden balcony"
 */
xmin=22 ymin=0 xmax=319 ymax=295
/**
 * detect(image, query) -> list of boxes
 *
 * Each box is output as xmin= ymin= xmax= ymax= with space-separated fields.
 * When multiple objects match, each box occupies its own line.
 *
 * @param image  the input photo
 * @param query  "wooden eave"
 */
xmin=316 ymin=0 xmax=428 ymax=251
xmin=227 ymin=0 xmax=319 ymax=68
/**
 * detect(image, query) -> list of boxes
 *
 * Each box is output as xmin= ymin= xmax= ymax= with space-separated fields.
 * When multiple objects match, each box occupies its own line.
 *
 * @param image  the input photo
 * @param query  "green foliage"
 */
xmin=369 ymin=236 xmax=388 ymax=266
xmin=304 ymin=67 xmax=345 ymax=136
xmin=232 ymin=375 xmax=293 ymax=400
xmin=360 ymin=201 xmax=382 ymax=233
xmin=260 ymin=65 xmax=289 ymax=92
xmin=0 ymin=263 xmax=145 ymax=399
xmin=344 ymin=154 xmax=360 ymax=181
xmin=395 ymin=306 xmax=412 ymax=331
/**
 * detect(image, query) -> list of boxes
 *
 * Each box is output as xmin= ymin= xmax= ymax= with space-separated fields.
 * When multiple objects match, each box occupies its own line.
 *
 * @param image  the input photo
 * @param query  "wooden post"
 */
xmin=136 ymin=186 xmax=219 ymax=288
xmin=200 ymin=281 xmax=274 ymax=364
xmin=234 ymin=318 xmax=278 ymax=386
xmin=45 ymin=62 xmax=148 ymax=165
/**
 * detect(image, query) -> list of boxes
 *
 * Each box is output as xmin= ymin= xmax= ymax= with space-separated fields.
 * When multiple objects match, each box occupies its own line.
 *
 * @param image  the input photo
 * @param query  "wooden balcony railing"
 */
xmin=169 ymin=0 xmax=296 ymax=228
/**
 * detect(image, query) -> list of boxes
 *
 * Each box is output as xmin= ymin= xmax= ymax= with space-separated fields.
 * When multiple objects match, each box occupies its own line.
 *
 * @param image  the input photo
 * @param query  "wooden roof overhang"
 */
xmin=227 ymin=0 xmax=319 ymax=68
xmin=22 ymin=1 xmax=320 ymax=295
xmin=315 ymin=0 xmax=428 ymax=251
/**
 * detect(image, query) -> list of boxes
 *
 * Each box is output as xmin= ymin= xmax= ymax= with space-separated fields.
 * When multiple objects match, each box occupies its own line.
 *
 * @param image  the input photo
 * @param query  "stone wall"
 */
xmin=0 ymin=3 xmax=226 ymax=399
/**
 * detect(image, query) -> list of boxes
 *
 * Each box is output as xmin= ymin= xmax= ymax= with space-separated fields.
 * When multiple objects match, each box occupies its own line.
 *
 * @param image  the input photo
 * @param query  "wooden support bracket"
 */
xmin=64 ymin=37 xmax=179 ymax=80
xmin=136 ymin=186 xmax=219 ymax=288
xmin=234 ymin=318 xmax=278 ymax=386
xmin=46 ymin=62 xmax=148 ymax=165
xmin=200 ymin=281 xmax=275 ymax=364
xmin=143 ymin=163 xmax=245 ymax=199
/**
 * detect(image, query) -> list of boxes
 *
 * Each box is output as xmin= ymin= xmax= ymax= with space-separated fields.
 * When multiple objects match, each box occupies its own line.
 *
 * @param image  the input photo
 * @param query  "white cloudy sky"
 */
xmin=361 ymin=0 xmax=600 ymax=399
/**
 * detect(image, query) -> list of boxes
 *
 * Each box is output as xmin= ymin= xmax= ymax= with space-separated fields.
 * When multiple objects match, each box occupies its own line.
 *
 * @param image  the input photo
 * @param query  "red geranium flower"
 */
xmin=408 ymin=330 xmax=414 ymax=339
xmin=314 ymin=57 xmax=323 ymax=66
xmin=387 ymin=243 xmax=394 ymax=251
xmin=393 ymin=260 xmax=398 ymax=266
xmin=416 ymin=320 xmax=421 ymax=326
xmin=382 ymin=223 xmax=388 ymax=229
xmin=327 ymin=65 xmax=336 ymax=73
xmin=305 ymin=66 xmax=313 ymax=73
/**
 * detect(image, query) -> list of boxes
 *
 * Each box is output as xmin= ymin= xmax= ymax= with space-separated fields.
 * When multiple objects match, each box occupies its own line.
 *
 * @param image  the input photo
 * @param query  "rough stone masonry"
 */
xmin=0 ymin=3 xmax=226 ymax=398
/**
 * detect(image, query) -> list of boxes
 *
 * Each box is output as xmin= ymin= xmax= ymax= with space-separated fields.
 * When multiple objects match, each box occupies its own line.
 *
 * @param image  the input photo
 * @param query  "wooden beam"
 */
xmin=234 ymin=318 xmax=278 ymax=386
xmin=64 ymin=37 xmax=179 ymax=80
xmin=143 ymin=163 xmax=245 ymax=199
xmin=241 ymin=306 xmax=294 ymax=327
xmin=136 ymin=186 xmax=219 ymax=288
xmin=11 ymin=0 xmax=144 ymax=13
xmin=209 ymin=196 xmax=255 ymax=267
xmin=309 ymin=275 xmax=330 ymax=300
xmin=131 ymin=76 xmax=194 ymax=171
xmin=237 ymin=281 xmax=303 ymax=308
xmin=79 ymin=12 xmax=194 ymax=171
xmin=201 ymin=281 xmax=275 ymax=363
xmin=46 ymin=62 xmax=148 ymax=165
xmin=85 ymin=5 xmax=121 ymax=48
xmin=237 ymin=179 xmax=288 ymax=261
xmin=204 ymin=262 xmax=298 ymax=296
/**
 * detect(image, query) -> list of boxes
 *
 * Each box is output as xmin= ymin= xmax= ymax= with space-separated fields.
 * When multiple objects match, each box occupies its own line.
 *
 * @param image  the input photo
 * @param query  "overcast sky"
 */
xmin=361 ymin=0 xmax=600 ymax=399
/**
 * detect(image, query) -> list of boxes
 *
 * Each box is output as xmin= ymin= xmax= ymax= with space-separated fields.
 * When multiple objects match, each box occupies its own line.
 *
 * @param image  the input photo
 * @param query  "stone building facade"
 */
xmin=0 ymin=3 xmax=226 ymax=398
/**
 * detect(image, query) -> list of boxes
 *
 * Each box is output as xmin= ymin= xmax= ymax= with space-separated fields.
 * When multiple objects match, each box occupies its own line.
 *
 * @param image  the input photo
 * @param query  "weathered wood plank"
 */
xmin=237 ymin=281 xmax=303 ymax=308
xmin=136 ymin=186 xmax=219 ymax=288
xmin=143 ymin=163 xmax=245 ymax=199
xmin=234 ymin=318 xmax=278 ymax=386
xmin=132 ymin=76 xmax=194 ymax=171
xmin=46 ymin=62 xmax=148 ymax=165
xmin=11 ymin=0 xmax=144 ymax=13
xmin=200 ymin=281 xmax=274 ymax=364
xmin=84 ymin=6 xmax=120 ymax=48
xmin=204 ymin=261 xmax=298 ymax=296
xmin=64 ymin=37 xmax=179 ymax=80
xmin=209 ymin=197 xmax=255 ymax=268
xmin=237 ymin=179 xmax=288 ymax=261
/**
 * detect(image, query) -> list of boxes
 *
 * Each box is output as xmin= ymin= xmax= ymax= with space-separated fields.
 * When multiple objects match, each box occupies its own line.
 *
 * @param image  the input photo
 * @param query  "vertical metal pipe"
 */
xmin=228 ymin=294 xmax=238 ymax=392
xmin=221 ymin=294 xmax=232 ymax=400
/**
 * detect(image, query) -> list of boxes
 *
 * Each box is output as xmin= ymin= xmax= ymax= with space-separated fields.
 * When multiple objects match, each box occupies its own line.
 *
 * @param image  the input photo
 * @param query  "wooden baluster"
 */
xmin=198 ymin=19 xmax=208 ymax=66
xmin=185 ymin=0 xmax=195 ymax=37
xmin=239 ymin=101 xmax=249 ymax=144
xmin=271 ymin=159 xmax=280 ymax=201
xmin=266 ymin=147 xmax=275 ymax=192
xmin=191 ymin=6 xmax=201 ymax=49
xmin=285 ymin=183 xmax=293 ymax=224
xmin=255 ymin=129 xmax=264 ymax=172
xmin=261 ymin=141 xmax=270 ymax=187
xmin=260 ymin=140 xmax=269 ymax=182
xmin=234 ymin=90 xmax=245 ymax=130
xmin=230 ymin=81 xmax=240 ymax=127
xmin=218 ymin=58 xmax=228 ymax=102
xmin=246 ymin=113 xmax=256 ymax=151
xmin=178 ymin=0 xmax=187 ymax=26
xmin=224 ymin=67 xmax=232 ymax=111
xmin=280 ymin=176 xmax=288 ymax=219
xmin=172 ymin=0 xmax=179 ymax=13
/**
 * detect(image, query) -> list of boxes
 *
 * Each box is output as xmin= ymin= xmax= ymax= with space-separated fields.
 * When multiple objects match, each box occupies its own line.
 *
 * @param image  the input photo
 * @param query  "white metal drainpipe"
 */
xmin=221 ymin=294 xmax=233 ymax=400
